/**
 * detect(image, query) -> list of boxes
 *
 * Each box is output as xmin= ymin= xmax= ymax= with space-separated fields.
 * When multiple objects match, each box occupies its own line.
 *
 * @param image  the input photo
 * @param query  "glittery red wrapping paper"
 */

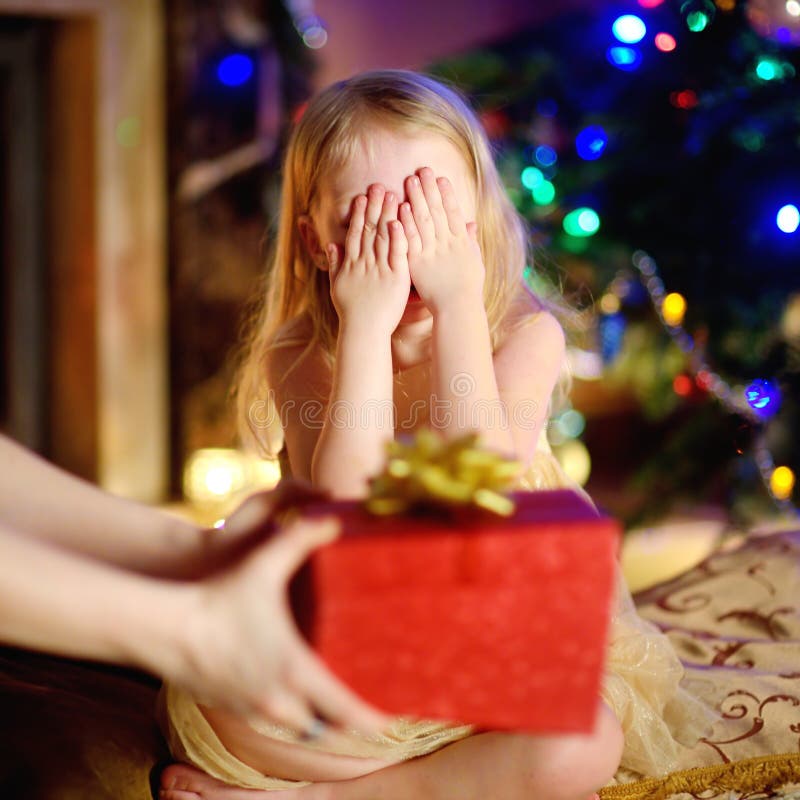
xmin=292 ymin=490 xmax=620 ymax=733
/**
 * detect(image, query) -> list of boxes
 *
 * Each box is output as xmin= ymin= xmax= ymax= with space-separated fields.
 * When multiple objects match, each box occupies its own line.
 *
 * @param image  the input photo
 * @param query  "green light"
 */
xmin=755 ymin=57 xmax=785 ymax=81
xmin=686 ymin=11 xmax=710 ymax=31
xmin=531 ymin=180 xmax=555 ymax=205
xmin=521 ymin=166 xmax=544 ymax=190
xmin=563 ymin=207 xmax=600 ymax=237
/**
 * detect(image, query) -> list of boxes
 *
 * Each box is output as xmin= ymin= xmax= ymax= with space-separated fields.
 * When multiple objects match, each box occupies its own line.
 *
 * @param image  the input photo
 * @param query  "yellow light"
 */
xmin=662 ymin=292 xmax=687 ymax=327
xmin=787 ymin=0 xmax=800 ymax=18
xmin=183 ymin=448 xmax=283 ymax=508
xmin=554 ymin=440 xmax=592 ymax=487
xmin=600 ymin=293 xmax=621 ymax=314
xmin=770 ymin=466 xmax=795 ymax=500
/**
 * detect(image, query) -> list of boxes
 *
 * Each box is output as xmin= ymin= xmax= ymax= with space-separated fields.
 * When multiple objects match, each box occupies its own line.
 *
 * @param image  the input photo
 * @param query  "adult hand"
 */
xmin=166 ymin=513 xmax=390 ymax=735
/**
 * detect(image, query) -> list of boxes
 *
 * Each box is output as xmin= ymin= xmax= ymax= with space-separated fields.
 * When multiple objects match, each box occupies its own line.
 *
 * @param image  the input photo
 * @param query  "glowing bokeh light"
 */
xmin=521 ymin=166 xmax=544 ymax=190
xmin=534 ymin=145 xmax=558 ymax=166
xmin=655 ymin=32 xmax=677 ymax=51
xmin=770 ymin=466 xmax=795 ymax=500
xmin=575 ymin=125 xmax=608 ymax=160
xmin=745 ymin=379 xmax=781 ymax=415
xmin=613 ymin=15 xmax=647 ymax=43
xmin=673 ymin=374 xmax=693 ymax=396
xmin=217 ymin=53 xmax=254 ymax=86
xmin=607 ymin=46 xmax=643 ymax=71
xmin=777 ymin=204 xmax=800 ymax=233
xmin=686 ymin=10 xmax=711 ymax=31
xmin=563 ymin=207 xmax=601 ymax=237
xmin=662 ymin=292 xmax=687 ymax=326
xmin=531 ymin=180 xmax=556 ymax=205
xmin=787 ymin=0 xmax=800 ymax=18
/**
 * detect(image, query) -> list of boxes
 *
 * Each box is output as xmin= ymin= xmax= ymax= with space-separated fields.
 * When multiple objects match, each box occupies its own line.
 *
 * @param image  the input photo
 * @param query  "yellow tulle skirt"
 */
xmin=159 ymin=448 xmax=715 ymax=789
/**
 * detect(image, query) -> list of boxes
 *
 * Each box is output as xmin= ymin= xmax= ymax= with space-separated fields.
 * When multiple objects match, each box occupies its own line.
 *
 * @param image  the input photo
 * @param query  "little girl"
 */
xmin=160 ymin=70 xmax=711 ymax=800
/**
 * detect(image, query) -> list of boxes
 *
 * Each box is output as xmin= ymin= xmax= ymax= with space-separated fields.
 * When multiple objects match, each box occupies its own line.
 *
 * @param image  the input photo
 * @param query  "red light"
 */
xmin=673 ymin=375 xmax=693 ymax=396
xmin=655 ymin=33 xmax=677 ymax=52
xmin=670 ymin=90 xmax=698 ymax=109
xmin=696 ymin=370 xmax=712 ymax=390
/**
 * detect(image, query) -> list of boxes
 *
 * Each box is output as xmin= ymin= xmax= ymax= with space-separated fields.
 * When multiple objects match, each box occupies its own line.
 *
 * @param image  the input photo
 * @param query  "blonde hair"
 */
xmin=237 ymin=69 xmax=558 ymax=455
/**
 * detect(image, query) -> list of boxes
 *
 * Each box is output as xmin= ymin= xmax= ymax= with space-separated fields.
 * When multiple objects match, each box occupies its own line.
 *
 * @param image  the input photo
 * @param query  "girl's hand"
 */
xmin=327 ymin=184 xmax=410 ymax=335
xmin=172 ymin=515 xmax=390 ymax=735
xmin=400 ymin=168 xmax=485 ymax=314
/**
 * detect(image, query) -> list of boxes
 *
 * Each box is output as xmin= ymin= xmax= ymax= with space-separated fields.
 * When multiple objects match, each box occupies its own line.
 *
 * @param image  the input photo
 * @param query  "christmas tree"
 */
xmin=432 ymin=0 xmax=800 ymax=524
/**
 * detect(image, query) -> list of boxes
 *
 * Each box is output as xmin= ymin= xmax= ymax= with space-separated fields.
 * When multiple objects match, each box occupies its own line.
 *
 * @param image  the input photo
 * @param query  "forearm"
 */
xmin=0 ymin=435 xmax=205 ymax=578
xmin=432 ymin=297 xmax=515 ymax=455
xmin=0 ymin=523 xmax=195 ymax=677
xmin=311 ymin=324 xmax=395 ymax=497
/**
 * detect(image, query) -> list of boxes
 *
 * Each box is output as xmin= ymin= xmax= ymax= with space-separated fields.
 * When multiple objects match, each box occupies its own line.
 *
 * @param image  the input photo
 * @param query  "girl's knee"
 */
xmin=524 ymin=703 xmax=624 ymax=799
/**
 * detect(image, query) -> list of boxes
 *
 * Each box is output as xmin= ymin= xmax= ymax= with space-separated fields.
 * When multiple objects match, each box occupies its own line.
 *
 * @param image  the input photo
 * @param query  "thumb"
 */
xmin=268 ymin=516 xmax=340 ymax=578
xmin=466 ymin=221 xmax=479 ymax=242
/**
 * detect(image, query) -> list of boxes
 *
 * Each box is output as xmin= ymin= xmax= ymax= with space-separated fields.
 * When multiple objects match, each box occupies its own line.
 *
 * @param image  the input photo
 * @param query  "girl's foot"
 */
xmin=159 ymin=764 xmax=326 ymax=800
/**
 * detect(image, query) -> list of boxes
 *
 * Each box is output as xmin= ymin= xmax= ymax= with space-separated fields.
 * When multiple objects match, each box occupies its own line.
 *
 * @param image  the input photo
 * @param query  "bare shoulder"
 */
xmin=497 ymin=307 xmax=565 ymax=359
xmin=267 ymin=317 xmax=331 ymax=400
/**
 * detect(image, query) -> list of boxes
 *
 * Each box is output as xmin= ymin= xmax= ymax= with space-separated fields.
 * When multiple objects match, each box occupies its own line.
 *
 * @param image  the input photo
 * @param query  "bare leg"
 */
xmin=161 ymin=702 xmax=622 ymax=800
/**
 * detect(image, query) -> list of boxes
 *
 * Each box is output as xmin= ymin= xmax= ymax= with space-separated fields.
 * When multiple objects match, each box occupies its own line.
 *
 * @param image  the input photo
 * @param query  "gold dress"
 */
xmin=159 ymin=440 xmax=714 ymax=789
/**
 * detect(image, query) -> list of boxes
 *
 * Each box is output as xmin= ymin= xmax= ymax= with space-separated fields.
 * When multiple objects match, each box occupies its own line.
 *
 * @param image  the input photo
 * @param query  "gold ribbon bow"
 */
xmin=366 ymin=430 xmax=521 ymax=517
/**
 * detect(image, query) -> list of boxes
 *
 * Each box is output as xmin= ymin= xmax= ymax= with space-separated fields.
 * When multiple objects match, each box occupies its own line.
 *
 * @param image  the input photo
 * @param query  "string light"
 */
xmin=612 ymin=15 xmax=647 ymax=44
xmin=662 ymin=292 xmax=687 ymax=326
xmin=630 ymin=251 xmax=797 ymax=516
xmin=575 ymin=126 xmax=608 ymax=160
xmin=606 ymin=46 xmax=643 ymax=72
xmin=770 ymin=466 xmax=796 ymax=500
xmin=655 ymin=33 xmax=677 ymax=51
xmin=777 ymin=204 xmax=799 ymax=233
xmin=217 ymin=53 xmax=254 ymax=86
xmin=563 ymin=207 xmax=601 ymax=237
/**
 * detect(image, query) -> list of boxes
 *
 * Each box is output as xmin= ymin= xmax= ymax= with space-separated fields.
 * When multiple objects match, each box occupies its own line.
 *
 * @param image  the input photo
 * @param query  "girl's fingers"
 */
xmin=375 ymin=191 xmax=397 ymax=265
xmin=326 ymin=244 xmax=339 ymax=277
xmin=361 ymin=184 xmax=385 ymax=255
xmin=418 ymin=167 xmax=448 ymax=236
xmin=405 ymin=174 xmax=434 ymax=248
xmin=345 ymin=194 xmax=367 ymax=262
xmin=437 ymin=176 xmax=467 ymax=236
xmin=388 ymin=220 xmax=409 ymax=272
xmin=399 ymin=201 xmax=421 ymax=255
xmin=263 ymin=517 xmax=340 ymax=579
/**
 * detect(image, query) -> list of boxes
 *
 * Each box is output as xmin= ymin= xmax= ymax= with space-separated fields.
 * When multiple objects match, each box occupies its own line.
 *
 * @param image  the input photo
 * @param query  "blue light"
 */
xmin=745 ymin=379 xmax=781 ymax=417
xmin=534 ymin=145 xmax=558 ymax=167
xmin=575 ymin=125 xmax=608 ymax=161
xmin=777 ymin=204 xmax=799 ymax=234
xmin=612 ymin=14 xmax=647 ymax=44
xmin=217 ymin=54 xmax=254 ymax=87
xmin=537 ymin=99 xmax=559 ymax=118
xmin=606 ymin=46 xmax=643 ymax=71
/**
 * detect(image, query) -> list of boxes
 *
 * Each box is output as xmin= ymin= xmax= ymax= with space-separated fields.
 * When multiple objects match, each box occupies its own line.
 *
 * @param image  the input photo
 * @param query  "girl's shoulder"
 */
xmin=498 ymin=289 xmax=561 ymax=341
xmin=267 ymin=314 xmax=330 ymax=392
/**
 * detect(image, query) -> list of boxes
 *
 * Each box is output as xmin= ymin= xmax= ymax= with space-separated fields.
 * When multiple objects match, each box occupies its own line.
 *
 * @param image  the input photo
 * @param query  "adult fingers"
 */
xmin=405 ymin=174 xmax=434 ymax=249
xmin=375 ymin=190 xmax=397 ymax=265
xmin=437 ymin=176 xmax=467 ymax=236
xmin=290 ymin=643 xmax=392 ymax=734
xmin=345 ymin=194 xmax=367 ymax=263
xmin=263 ymin=516 xmax=340 ymax=580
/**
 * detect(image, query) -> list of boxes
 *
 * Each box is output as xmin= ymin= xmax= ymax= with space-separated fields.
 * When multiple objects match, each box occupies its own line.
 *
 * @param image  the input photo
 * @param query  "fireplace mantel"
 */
xmin=0 ymin=0 xmax=166 ymax=502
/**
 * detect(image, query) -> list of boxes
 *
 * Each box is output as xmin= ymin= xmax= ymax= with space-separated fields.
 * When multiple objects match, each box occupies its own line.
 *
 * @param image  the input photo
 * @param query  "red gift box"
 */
xmin=292 ymin=489 xmax=620 ymax=733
